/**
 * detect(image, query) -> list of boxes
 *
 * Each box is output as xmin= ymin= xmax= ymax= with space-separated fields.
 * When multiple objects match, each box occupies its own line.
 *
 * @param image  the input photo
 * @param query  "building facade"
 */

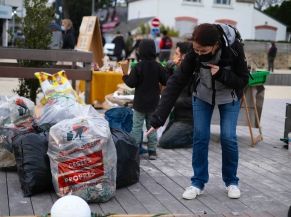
xmin=128 ymin=0 xmax=287 ymax=41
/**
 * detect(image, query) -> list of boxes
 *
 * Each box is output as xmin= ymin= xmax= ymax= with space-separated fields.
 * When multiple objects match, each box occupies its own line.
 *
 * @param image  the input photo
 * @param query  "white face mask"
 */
xmin=61 ymin=25 xmax=65 ymax=31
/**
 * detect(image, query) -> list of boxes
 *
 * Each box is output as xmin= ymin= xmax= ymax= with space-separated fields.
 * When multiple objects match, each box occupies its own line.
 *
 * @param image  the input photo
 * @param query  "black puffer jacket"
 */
xmin=123 ymin=39 xmax=166 ymax=113
xmin=62 ymin=28 xmax=75 ymax=49
xmin=150 ymin=40 xmax=249 ymax=128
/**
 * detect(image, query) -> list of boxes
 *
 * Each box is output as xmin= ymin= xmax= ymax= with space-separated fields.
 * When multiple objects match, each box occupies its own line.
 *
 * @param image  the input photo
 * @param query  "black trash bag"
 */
xmin=12 ymin=132 xmax=52 ymax=196
xmin=110 ymin=128 xmax=139 ymax=188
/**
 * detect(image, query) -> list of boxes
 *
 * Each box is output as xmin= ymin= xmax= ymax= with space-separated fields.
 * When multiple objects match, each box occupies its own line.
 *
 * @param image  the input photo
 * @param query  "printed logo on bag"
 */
xmin=57 ymin=151 xmax=104 ymax=188
xmin=57 ymin=165 xmax=104 ymax=188
xmin=66 ymin=122 xmax=88 ymax=141
xmin=15 ymin=98 xmax=28 ymax=116
xmin=58 ymin=151 xmax=103 ymax=174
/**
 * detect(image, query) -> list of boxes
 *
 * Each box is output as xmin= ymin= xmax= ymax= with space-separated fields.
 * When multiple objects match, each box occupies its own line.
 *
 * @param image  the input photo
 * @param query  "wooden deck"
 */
xmin=0 ymin=98 xmax=290 ymax=217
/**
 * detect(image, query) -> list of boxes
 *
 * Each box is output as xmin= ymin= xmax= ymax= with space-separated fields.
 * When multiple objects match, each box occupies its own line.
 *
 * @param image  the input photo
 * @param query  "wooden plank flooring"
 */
xmin=0 ymin=98 xmax=290 ymax=217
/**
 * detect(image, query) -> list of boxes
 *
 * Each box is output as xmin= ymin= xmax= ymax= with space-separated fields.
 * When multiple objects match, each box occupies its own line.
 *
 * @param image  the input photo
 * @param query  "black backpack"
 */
xmin=216 ymin=24 xmax=253 ymax=80
xmin=215 ymin=24 xmax=244 ymax=57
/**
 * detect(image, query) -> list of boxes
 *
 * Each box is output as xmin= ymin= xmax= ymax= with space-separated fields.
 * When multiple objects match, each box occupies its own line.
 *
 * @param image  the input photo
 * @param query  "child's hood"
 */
xmin=138 ymin=39 xmax=156 ymax=60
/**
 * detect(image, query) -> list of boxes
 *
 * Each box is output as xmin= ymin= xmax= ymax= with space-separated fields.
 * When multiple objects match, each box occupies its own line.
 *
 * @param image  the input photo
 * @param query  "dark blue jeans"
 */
xmin=191 ymin=97 xmax=240 ymax=190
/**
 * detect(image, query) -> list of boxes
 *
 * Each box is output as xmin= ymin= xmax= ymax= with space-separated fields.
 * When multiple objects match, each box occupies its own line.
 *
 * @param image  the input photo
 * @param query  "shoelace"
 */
xmin=186 ymin=186 xmax=198 ymax=191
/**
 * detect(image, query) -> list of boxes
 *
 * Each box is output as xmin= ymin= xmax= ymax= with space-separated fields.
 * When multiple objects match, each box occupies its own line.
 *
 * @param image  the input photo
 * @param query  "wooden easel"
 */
xmin=241 ymin=87 xmax=263 ymax=146
xmin=75 ymin=16 xmax=104 ymax=67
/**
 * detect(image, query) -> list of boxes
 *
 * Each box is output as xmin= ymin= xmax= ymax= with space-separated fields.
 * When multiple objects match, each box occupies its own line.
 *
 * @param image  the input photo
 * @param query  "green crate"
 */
xmin=130 ymin=60 xmax=167 ymax=68
xmin=248 ymin=70 xmax=270 ymax=86
xmin=130 ymin=60 xmax=138 ymax=68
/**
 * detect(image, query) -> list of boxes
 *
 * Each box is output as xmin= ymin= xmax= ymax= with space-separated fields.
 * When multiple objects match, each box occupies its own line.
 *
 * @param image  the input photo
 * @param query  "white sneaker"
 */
xmin=182 ymin=186 xmax=203 ymax=200
xmin=226 ymin=185 xmax=241 ymax=199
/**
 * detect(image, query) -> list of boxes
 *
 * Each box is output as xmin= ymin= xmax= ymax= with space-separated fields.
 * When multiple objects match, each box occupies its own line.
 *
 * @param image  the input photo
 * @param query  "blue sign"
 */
xmin=0 ymin=5 xmax=12 ymax=19
xmin=151 ymin=27 xmax=160 ymax=37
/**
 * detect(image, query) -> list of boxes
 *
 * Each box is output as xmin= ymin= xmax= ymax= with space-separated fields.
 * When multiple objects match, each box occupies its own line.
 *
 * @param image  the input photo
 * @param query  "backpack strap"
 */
xmin=215 ymin=24 xmax=244 ymax=57
xmin=215 ymin=24 xmax=230 ymax=48
xmin=228 ymin=25 xmax=243 ymax=43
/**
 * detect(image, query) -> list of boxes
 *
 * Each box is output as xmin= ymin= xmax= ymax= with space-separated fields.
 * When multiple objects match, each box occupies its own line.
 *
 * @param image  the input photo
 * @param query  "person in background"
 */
xmin=120 ymin=39 xmax=167 ymax=160
xmin=154 ymin=32 xmax=161 ymax=59
xmin=112 ymin=31 xmax=126 ymax=61
xmin=61 ymin=19 xmax=75 ymax=49
xmin=101 ymin=31 xmax=106 ymax=47
xmin=147 ymin=23 xmax=249 ymax=199
xmin=125 ymin=31 xmax=134 ymax=58
xmin=159 ymin=30 xmax=173 ymax=62
xmin=48 ymin=21 xmax=63 ymax=49
xmin=159 ymin=41 xmax=193 ymax=149
xmin=267 ymin=41 xmax=277 ymax=72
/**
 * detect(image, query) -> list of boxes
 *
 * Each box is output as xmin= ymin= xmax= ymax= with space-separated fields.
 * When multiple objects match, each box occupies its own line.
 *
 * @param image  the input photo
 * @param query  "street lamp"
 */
xmin=11 ymin=7 xmax=17 ymax=46
xmin=92 ymin=0 xmax=95 ymax=15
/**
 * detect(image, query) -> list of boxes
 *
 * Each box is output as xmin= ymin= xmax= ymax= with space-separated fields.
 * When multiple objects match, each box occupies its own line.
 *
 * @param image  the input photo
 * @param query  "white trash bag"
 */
xmin=48 ymin=114 xmax=117 ymax=202
xmin=34 ymin=97 xmax=98 ymax=127
xmin=0 ymin=95 xmax=35 ymax=168
xmin=0 ymin=95 xmax=34 ymax=126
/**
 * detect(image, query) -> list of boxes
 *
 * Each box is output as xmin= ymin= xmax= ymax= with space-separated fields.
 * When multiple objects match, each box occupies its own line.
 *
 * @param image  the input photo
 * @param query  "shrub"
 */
xmin=14 ymin=0 xmax=53 ymax=102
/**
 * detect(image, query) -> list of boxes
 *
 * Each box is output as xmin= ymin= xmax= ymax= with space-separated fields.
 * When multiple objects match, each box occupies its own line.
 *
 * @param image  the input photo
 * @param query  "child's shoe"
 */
xmin=148 ymin=150 xmax=157 ymax=160
xmin=139 ymin=143 xmax=148 ymax=155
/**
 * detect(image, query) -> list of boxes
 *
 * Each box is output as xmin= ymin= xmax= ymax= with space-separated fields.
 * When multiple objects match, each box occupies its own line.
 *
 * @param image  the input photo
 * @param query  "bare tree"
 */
xmin=255 ymin=0 xmax=284 ymax=10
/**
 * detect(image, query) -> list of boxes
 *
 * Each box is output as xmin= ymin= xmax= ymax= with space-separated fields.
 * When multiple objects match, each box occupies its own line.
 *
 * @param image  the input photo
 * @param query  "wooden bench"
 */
xmin=0 ymin=47 xmax=93 ymax=103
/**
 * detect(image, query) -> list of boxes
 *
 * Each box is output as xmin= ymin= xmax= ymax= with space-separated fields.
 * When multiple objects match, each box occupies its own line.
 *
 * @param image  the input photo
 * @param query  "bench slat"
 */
xmin=0 ymin=48 xmax=93 ymax=62
xmin=0 ymin=66 xmax=92 ymax=80
xmin=265 ymin=73 xmax=291 ymax=86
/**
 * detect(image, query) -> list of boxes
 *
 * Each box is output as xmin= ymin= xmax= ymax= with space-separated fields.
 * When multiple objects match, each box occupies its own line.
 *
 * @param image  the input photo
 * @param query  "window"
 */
xmin=183 ymin=0 xmax=202 ymax=3
xmin=214 ymin=0 xmax=231 ymax=5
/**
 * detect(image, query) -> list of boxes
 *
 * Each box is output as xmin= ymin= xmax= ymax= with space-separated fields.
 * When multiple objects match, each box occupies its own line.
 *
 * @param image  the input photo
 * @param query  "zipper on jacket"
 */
xmin=212 ymin=78 xmax=216 ymax=105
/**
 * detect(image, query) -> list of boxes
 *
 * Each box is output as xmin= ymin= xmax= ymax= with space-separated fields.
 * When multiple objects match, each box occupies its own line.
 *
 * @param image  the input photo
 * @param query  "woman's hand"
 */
xmin=207 ymin=63 xmax=220 ymax=76
xmin=145 ymin=127 xmax=157 ymax=137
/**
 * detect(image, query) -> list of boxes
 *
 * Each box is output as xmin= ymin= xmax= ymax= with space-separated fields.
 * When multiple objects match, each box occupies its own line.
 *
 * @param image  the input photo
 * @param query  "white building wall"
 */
xmin=255 ymin=29 xmax=276 ymax=41
xmin=128 ymin=0 xmax=287 ymax=40
xmin=128 ymin=0 xmax=158 ymax=19
xmin=253 ymin=10 xmax=286 ymax=41
xmin=175 ymin=20 xmax=197 ymax=37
